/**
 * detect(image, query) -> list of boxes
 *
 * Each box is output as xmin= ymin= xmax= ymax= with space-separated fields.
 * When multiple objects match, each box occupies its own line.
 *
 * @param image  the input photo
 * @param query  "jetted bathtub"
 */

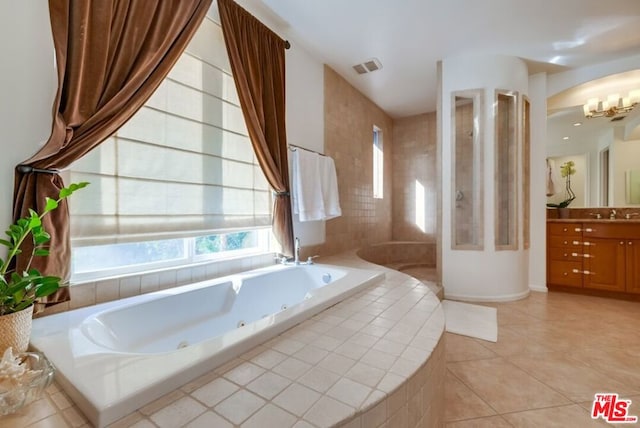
xmin=30 ymin=263 xmax=384 ymax=427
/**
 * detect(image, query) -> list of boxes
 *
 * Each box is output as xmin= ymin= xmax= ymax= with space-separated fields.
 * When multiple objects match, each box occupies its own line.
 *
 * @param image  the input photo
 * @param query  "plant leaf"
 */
xmin=28 ymin=213 xmax=42 ymax=229
xmin=34 ymin=248 xmax=50 ymax=257
xmin=33 ymin=231 xmax=50 ymax=245
xmin=44 ymin=197 xmax=58 ymax=213
xmin=35 ymin=282 xmax=59 ymax=298
xmin=13 ymin=300 xmax=33 ymax=312
xmin=0 ymin=239 xmax=11 ymax=248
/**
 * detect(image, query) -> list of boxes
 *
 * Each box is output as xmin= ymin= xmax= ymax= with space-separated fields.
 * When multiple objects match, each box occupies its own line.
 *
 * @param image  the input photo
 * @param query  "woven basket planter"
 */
xmin=0 ymin=305 xmax=34 ymax=353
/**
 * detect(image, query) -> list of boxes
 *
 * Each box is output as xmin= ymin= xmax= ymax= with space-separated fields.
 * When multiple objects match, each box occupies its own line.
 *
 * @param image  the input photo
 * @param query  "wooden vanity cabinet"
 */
xmin=625 ymin=239 xmax=640 ymax=294
xmin=548 ymin=220 xmax=640 ymax=298
xmin=583 ymin=238 xmax=626 ymax=292
xmin=546 ymin=222 xmax=583 ymax=288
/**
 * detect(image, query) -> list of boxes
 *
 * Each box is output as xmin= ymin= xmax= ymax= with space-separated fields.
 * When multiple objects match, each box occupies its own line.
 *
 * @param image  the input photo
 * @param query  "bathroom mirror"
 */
xmin=451 ymin=89 xmax=483 ymax=250
xmin=495 ymin=90 xmax=518 ymax=250
xmin=626 ymin=170 xmax=640 ymax=204
xmin=546 ymin=69 xmax=640 ymax=207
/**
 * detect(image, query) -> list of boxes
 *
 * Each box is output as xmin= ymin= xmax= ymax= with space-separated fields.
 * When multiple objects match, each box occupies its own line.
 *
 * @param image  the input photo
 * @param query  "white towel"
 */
xmin=320 ymin=155 xmax=341 ymax=220
xmin=292 ymin=149 xmax=325 ymax=221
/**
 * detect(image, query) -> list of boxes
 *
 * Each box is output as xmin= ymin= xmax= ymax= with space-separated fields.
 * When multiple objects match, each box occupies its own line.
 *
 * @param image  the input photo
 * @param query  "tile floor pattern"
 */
xmin=445 ymin=291 xmax=640 ymax=427
xmin=3 ymin=291 xmax=639 ymax=427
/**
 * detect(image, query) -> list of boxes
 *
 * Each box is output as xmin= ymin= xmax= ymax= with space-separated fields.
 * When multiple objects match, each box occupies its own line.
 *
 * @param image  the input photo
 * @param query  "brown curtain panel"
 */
xmin=13 ymin=0 xmax=212 ymax=309
xmin=217 ymin=0 xmax=294 ymax=256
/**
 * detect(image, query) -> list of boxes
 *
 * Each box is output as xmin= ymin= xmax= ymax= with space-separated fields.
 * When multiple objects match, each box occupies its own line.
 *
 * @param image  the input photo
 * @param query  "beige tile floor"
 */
xmin=444 ymin=291 xmax=640 ymax=427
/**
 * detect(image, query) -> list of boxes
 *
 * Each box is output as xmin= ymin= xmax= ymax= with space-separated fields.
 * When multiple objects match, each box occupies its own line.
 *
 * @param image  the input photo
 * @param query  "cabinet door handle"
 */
xmin=584 ymin=228 xmax=593 ymax=232
xmin=629 ymin=242 xmax=633 ymax=246
xmin=582 ymin=242 xmax=593 ymax=246
xmin=621 ymin=241 xmax=625 ymax=245
xmin=574 ymin=227 xmax=582 ymax=232
xmin=563 ymin=227 xmax=568 ymax=232
xmin=563 ymin=272 xmax=568 ymax=276
xmin=573 ymin=240 xmax=581 ymax=245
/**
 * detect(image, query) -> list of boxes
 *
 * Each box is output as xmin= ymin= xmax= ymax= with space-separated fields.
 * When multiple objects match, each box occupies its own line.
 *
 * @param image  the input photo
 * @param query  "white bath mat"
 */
xmin=442 ymin=300 xmax=497 ymax=342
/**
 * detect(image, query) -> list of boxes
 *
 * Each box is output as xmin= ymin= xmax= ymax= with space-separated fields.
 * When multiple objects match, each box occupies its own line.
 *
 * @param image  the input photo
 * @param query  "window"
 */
xmin=68 ymin=8 xmax=272 ymax=280
xmin=71 ymin=230 xmax=270 ymax=282
xmin=373 ymin=126 xmax=384 ymax=199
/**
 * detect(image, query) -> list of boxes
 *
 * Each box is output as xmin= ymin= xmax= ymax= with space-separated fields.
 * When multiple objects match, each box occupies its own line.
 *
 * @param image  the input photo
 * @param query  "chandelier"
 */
xmin=583 ymin=91 xmax=640 ymax=118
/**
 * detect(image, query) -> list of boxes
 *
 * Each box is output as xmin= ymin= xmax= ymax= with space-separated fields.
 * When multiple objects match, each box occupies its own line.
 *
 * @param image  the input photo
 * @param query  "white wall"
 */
xmin=285 ymin=45 xmax=326 ymax=247
xmin=0 ymin=2 xmax=57 ymax=258
xmin=528 ymin=72 xmax=548 ymax=292
xmin=441 ymin=54 xmax=530 ymax=301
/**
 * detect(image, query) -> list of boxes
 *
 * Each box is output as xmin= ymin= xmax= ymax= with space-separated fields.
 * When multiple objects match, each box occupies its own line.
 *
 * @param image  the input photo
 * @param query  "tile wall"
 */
xmin=38 ymin=253 xmax=275 ymax=317
xmin=391 ymin=113 xmax=437 ymax=242
xmin=303 ymin=66 xmax=394 ymax=258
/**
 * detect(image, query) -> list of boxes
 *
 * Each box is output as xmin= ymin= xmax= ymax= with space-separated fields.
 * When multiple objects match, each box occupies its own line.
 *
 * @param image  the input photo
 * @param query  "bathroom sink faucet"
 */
xmin=610 ymin=209 xmax=617 ymax=220
xmin=625 ymin=212 xmax=639 ymax=220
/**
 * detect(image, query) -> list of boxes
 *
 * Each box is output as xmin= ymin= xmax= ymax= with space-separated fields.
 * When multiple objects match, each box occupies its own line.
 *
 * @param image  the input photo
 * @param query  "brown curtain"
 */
xmin=13 ymin=0 xmax=212 ymax=308
xmin=217 ymin=0 xmax=294 ymax=256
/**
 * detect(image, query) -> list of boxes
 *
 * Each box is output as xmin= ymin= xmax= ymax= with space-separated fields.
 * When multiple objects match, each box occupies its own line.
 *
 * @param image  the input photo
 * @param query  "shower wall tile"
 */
xmin=392 ymin=113 xmax=437 ymax=242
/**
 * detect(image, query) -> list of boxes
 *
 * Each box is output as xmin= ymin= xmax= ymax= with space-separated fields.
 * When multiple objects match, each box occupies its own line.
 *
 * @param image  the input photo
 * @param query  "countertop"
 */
xmin=547 ymin=218 xmax=640 ymax=224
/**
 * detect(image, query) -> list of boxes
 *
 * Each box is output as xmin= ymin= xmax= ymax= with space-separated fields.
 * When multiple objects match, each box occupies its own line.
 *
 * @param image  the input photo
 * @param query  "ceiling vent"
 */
xmin=353 ymin=58 xmax=383 ymax=75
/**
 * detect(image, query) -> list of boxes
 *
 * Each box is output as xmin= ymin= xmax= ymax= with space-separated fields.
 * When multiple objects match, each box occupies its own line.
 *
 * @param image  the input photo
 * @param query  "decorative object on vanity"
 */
xmin=0 ymin=182 xmax=88 ymax=353
xmin=0 ymin=347 xmax=54 ymax=415
xmin=546 ymin=161 xmax=576 ymax=218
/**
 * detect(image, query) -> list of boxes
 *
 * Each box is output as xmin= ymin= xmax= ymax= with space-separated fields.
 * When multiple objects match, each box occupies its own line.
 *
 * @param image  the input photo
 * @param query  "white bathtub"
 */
xmin=30 ymin=263 xmax=383 ymax=427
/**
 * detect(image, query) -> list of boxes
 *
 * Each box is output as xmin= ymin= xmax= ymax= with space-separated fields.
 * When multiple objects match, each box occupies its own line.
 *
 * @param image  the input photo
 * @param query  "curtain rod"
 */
xmin=288 ymin=144 xmax=325 ymax=157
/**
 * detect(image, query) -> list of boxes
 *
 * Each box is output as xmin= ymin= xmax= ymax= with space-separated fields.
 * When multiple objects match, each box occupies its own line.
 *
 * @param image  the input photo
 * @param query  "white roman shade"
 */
xmin=68 ymin=13 xmax=271 ymax=246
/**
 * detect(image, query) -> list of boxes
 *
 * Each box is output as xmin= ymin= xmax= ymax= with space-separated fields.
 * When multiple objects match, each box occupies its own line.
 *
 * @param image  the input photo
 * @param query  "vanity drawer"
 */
xmin=548 ymin=235 xmax=583 ymax=248
xmin=582 ymin=223 xmax=640 ymax=239
xmin=547 ymin=222 xmax=582 ymax=237
xmin=548 ymin=261 xmax=583 ymax=287
xmin=548 ymin=247 xmax=583 ymax=262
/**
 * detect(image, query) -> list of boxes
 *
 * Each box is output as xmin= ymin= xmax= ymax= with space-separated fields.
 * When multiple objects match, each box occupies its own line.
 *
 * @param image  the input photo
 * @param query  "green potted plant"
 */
xmin=546 ymin=161 xmax=576 ymax=218
xmin=0 ymin=182 xmax=88 ymax=353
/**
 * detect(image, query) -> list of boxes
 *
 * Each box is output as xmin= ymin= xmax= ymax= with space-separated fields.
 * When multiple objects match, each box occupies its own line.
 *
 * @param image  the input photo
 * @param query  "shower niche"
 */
xmin=451 ymin=89 xmax=483 ymax=249
xmin=451 ymin=88 xmax=530 ymax=252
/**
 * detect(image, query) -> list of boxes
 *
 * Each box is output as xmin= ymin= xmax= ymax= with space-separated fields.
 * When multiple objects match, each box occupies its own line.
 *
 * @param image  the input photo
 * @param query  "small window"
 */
xmin=373 ymin=126 xmax=384 ymax=199
xmin=71 ymin=229 xmax=270 ymax=282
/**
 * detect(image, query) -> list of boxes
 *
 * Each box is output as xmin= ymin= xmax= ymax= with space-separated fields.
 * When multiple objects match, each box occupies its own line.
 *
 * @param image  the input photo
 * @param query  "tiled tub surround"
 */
xmin=4 ymin=252 xmax=445 ymax=427
xmin=30 ymin=263 xmax=384 ymax=427
xmin=40 ymin=253 xmax=277 ymax=317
